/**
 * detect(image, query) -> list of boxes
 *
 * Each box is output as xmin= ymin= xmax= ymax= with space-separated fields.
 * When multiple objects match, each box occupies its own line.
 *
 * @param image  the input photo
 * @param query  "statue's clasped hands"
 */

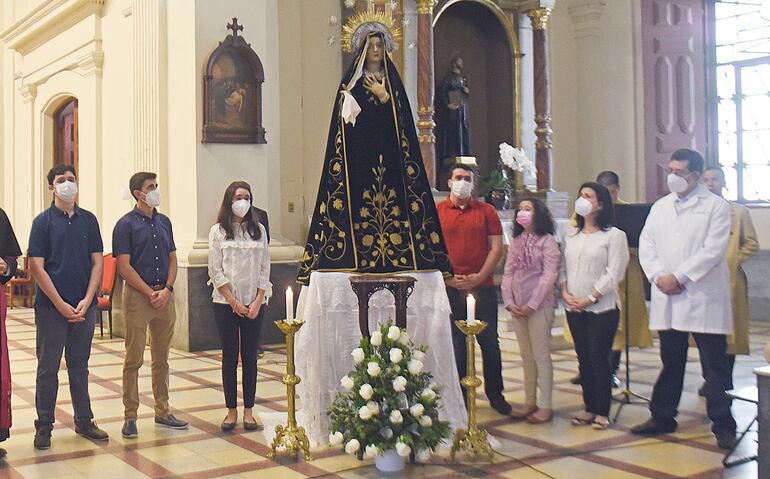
xmin=363 ymin=73 xmax=389 ymax=104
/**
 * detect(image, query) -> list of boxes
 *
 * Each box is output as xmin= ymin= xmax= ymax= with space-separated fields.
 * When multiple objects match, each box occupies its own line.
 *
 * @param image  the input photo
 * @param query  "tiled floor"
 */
xmin=0 ymin=307 xmax=765 ymax=478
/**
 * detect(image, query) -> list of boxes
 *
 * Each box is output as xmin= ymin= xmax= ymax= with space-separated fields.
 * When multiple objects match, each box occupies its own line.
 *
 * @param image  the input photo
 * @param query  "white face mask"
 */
xmin=144 ymin=189 xmax=161 ymax=208
xmin=574 ymin=196 xmax=594 ymax=217
xmin=667 ymin=173 xmax=690 ymax=194
xmin=54 ymin=181 xmax=78 ymax=203
xmin=231 ymin=199 xmax=251 ymax=218
xmin=450 ymin=179 xmax=473 ymax=199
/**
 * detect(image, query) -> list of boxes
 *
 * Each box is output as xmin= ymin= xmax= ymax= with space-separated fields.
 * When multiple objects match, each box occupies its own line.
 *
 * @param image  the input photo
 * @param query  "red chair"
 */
xmin=97 ymin=254 xmax=118 ymax=338
xmin=8 ymin=256 xmax=34 ymax=308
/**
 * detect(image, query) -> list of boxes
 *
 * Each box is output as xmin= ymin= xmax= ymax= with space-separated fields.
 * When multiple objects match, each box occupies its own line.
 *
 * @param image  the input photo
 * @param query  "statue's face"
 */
xmin=366 ymin=36 xmax=384 ymax=65
xmin=453 ymin=57 xmax=464 ymax=70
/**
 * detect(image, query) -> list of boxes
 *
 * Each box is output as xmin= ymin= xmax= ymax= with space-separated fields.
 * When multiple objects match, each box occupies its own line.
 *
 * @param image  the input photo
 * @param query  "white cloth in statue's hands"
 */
xmin=340 ymin=90 xmax=362 ymax=126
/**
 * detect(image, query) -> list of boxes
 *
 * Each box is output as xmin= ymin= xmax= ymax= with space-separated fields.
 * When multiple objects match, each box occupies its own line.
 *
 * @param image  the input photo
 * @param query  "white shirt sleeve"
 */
xmin=207 ymin=225 xmax=229 ymax=289
xmin=256 ymin=224 xmax=273 ymax=303
xmin=592 ymin=229 xmax=629 ymax=295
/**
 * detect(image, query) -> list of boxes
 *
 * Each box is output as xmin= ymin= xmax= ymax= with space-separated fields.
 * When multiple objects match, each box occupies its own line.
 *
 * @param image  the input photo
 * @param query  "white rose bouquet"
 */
xmin=328 ymin=322 xmax=449 ymax=462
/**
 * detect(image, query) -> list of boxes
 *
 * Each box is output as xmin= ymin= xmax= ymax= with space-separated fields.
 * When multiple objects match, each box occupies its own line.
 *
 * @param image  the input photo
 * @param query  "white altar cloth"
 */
xmin=295 ymin=271 xmax=468 ymax=445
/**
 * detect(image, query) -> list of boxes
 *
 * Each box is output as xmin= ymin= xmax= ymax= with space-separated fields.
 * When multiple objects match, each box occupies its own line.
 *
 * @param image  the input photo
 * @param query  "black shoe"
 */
xmin=75 ymin=421 xmax=109 ymax=441
xmin=489 ymin=396 xmax=512 ymax=415
xmin=155 ymin=414 xmax=189 ymax=429
xmin=611 ymin=373 xmax=621 ymax=389
xmin=570 ymin=373 xmax=582 ymax=385
xmin=630 ymin=417 xmax=677 ymax=435
xmin=716 ymin=432 xmax=737 ymax=450
xmin=122 ymin=419 xmax=138 ymax=438
xmin=0 ymin=448 xmax=6 ymax=458
xmin=698 ymin=382 xmax=707 ymax=397
xmin=34 ymin=429 xmax=51 ymax=450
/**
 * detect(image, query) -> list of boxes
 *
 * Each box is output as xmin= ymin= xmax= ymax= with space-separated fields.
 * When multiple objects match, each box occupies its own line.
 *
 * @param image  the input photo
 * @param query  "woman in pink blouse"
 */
xmin=501 ymin=198 xmax=560 ymax=423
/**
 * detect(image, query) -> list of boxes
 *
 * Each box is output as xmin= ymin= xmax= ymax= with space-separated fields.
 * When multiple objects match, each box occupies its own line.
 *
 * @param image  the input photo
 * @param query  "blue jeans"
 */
xmin=34 ymin=305 xmax=96 ymax=431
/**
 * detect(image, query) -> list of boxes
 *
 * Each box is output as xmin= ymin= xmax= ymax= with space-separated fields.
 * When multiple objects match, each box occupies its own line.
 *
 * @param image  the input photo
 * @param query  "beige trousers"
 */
xmin=122 ymin=284 xmax=176 ymax=420
xmin=512 ymin=307 xmax=554 ymax=409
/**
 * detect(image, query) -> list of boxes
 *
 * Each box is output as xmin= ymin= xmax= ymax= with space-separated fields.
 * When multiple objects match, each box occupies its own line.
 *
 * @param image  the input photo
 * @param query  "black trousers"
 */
xmin=566 ymin=309 xmax=619 ymax=417
xmin=650 ymin=329 xmax=736 ymax=435
xmin=213 ymin=303 xmax=265 ymax=409
xmin=35 ymin=305 xmax=96 ymax=430
xmin=446 ymin=286 xmax=504 ymax=400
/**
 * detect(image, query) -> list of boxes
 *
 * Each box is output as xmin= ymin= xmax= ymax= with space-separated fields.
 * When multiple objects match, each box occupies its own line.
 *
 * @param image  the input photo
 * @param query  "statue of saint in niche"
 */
xmin=439 ymin=54 xmax=471 ymax=160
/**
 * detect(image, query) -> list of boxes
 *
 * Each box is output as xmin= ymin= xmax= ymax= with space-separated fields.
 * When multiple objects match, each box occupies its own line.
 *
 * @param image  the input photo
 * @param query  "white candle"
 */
xmin=286 ymin=287 xmax=294 ymax=323
xmin=466 ymin=294 xmax=476 ymax=325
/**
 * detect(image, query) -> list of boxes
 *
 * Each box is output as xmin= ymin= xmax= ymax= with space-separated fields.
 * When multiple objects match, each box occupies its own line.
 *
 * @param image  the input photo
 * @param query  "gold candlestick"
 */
xmin=268 ymin=319 xmax=312 ymax=461
xmin=450 ymin=320 xmax=494 ymax=462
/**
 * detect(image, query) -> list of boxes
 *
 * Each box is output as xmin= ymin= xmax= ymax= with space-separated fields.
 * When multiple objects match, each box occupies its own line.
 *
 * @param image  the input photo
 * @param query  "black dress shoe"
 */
xmin=75 ymin=421 xmax=109 ymax=441
xmin=489 ymin=396 xmax=512 ymax=415
xmin=611 ymin=373 xmax=621 ymax=389
xmin=34 ymin=429 xmax=51 ymax=450
xmin=716 ymin=432 xmax=737 ymax=449
xmin=569 ymin=373 xmax=582 ymax=385
xmin=0 ymin=447 xmax=7 ymax=458
xmin=698 ymin=382 xmax=707 ymax=397
xmin=630 ymin=417 xmax=677 ymax=435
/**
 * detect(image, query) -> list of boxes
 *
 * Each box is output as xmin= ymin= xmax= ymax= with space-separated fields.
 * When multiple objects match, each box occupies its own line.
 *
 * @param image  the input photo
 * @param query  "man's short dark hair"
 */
xmin=704 ymin=166 xmax=725 ymax=182
xmin=447 ymin=163 xmax=475 ymax=178
xmin=129 ymin=172 xmax=157 ymax=201
xmin=46 ymin=164 xmax=77 ymax=185
xmin=596 ymin=170 xmax=620 ymax=187
xmin=670 ymin=148 xmax=704 ymax=173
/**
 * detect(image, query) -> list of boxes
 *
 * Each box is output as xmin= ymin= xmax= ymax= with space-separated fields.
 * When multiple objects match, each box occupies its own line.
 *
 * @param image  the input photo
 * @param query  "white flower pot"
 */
xmin=375 ymin=449 xmax=405 ymax=472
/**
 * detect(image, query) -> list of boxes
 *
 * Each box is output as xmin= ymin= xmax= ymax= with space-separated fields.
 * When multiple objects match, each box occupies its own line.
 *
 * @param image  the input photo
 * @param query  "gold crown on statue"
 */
xmin=341 ymin=1 xmax=402 ymax=54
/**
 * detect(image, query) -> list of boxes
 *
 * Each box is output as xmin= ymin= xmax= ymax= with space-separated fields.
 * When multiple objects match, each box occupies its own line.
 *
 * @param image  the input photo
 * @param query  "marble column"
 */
xmin=133 ymin=0 xmax=164 ymax=173
xmin=528 ymin=7 xmax=553 ymax=192
xmin=416 ymin=0 xmax=437 ymax=188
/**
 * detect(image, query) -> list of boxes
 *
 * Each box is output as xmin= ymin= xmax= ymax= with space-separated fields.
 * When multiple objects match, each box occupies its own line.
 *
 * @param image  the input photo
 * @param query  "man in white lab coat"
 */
xmin=631 ymin=149 xmax=736 ymax=450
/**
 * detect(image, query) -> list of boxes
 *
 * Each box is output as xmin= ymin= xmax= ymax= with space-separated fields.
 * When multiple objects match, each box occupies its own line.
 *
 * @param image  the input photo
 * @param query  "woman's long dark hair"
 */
xmin=575 ymin=181 xmax=615 ymax=232
xmin=216 ymin=181 xmax=262 ymax=241
xmin=513 ymin=197 xmax=555 ymax=238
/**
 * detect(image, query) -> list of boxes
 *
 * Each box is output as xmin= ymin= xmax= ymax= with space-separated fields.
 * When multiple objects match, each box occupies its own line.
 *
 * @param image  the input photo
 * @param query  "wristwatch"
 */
xmin=587 ymin=294 xmax=598 ymax=304
xmin=164 ymin=284 xmax=174 ymax=293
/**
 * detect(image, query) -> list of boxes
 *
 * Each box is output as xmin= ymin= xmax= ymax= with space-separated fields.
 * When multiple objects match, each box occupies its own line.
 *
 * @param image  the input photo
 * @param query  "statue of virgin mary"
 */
xmin=297 ymin=24 xmax=452 ymax=284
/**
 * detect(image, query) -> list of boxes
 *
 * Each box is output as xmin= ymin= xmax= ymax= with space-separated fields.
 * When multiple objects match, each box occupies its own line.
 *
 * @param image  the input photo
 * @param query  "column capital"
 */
xmin=567 ymin=0 xmax=606 ymax=39
xmin=417 ymin=0 xmax=438 ymax=15
xmin=528 ymin=7 xmax=552 ymax=30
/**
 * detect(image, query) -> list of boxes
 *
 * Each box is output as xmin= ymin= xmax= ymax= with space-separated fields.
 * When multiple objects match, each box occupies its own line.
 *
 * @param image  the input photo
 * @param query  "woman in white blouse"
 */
xmin=560 ymin=182 xmax=629 ymax=430
xmin=208 ymin=181 xmax=272 ymax=432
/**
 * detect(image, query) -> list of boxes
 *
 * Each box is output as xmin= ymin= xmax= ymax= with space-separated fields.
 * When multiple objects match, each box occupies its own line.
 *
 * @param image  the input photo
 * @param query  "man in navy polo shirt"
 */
xmin=28 ymin=164 xmax=108 ymax=450
xmin=113 ymin=172 xmax=188 ymax=438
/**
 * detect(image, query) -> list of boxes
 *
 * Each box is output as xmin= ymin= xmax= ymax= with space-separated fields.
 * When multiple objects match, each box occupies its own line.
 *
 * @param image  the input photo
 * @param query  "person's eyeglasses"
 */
xmin=659 ymin=166 xmax=693 ymax=178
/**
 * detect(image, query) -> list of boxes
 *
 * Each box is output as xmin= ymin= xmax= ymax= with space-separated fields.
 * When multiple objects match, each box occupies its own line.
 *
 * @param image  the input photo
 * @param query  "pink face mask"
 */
xmin=515 ymin=210 xmax=533 ymax=227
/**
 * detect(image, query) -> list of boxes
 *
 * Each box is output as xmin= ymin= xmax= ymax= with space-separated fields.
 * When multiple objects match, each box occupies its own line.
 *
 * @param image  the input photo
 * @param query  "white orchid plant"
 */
xmin=499 ymin=142 xmax=536 ymax=177
xmin=328 ymin=322 xmax=450 ymax=462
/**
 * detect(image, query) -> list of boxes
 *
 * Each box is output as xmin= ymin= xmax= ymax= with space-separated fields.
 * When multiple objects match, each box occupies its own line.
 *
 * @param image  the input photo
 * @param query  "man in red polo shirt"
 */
xmin=437 ymin=164 xmax=511 ymax=415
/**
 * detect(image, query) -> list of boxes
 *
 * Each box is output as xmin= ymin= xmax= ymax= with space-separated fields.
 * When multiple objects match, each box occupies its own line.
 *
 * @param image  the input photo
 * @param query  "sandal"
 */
xmin=571 ymin=413 xmax=595 ymax=426
xmin=591 ymin=416 xmax=611 ymax=430
xmin=511 ymin=406 xmax=538 ymax=419
xmin=527 ymin=408 xmax=553 ymax=424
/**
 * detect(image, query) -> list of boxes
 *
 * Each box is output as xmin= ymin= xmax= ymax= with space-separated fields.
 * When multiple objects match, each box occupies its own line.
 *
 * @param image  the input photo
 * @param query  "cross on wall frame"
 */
xmin=202 ymin=18 xmax=267 ymax=144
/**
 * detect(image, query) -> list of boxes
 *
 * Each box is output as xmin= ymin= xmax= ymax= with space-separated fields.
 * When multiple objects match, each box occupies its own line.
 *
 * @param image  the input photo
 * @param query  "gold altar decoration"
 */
xmin=268 ymin=319 xmax=312 ymax=461
xmin=528 ymin=7 xmax=552 ymax=30
xmin=449 ymin=320 xmax=495 ymax=462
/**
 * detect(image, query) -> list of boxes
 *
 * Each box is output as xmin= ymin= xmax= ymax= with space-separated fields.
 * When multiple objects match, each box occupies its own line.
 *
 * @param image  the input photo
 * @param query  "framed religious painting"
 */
xmin=202 ymin=18 xmax=266 ymax=144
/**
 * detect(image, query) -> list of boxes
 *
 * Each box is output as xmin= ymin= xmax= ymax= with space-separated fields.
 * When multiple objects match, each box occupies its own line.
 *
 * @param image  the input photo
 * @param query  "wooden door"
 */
xmin=641 ymin=0 xmax=709 ymax=201
xmin=54 ymin=98 xmax=78 ymax=171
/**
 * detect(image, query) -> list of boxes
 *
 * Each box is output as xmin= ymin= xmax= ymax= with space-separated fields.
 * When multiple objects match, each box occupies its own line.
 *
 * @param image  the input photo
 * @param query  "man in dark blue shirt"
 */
xmin=112 ymin=172 xmax=187 ymax=438
xmin=28 ymin=164 xmax=109 ymax=450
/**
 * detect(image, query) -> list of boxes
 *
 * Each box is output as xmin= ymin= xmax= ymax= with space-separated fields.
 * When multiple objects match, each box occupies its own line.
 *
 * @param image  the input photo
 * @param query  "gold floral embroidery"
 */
xmin=354 ymin=155 xmax=414 ymax=271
